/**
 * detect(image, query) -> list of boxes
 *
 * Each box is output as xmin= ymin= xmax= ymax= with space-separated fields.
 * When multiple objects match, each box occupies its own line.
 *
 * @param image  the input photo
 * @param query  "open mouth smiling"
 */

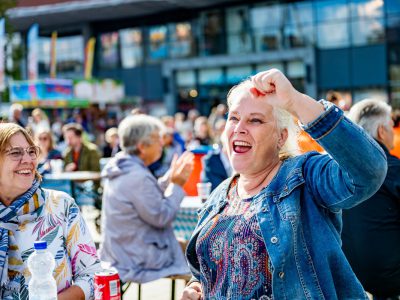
xmin=233 ymin=140 xmax=252 ymax=153
xmin=15 ymin=169 xmax=33 ymax=176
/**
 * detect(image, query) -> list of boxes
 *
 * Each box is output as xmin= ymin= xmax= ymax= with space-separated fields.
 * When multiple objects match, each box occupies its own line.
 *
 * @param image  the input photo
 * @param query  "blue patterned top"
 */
xmin=196 ymin=177 xmax=273 ymax=300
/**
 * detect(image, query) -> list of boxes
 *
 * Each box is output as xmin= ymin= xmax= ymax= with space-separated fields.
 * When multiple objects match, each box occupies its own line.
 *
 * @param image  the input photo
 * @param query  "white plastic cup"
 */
xmin=50 ymin=159 xmax=63 ymax=174
xmin=197 ymin=182 xmax=212 ymax=203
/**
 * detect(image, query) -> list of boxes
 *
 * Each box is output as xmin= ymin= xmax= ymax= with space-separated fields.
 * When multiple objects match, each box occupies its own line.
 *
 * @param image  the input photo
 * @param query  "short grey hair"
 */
xmin=347 ymin=99 xmax=392 ymax=139
xmin=118 ymin=114 xmax=165 ymax=155
xmin=227 ymin=79 xmax=300 ymax=159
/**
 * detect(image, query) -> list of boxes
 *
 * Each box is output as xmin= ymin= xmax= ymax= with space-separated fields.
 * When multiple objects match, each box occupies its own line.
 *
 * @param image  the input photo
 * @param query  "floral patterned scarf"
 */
xmin=0 ymin=179 xmax=42 ymax=294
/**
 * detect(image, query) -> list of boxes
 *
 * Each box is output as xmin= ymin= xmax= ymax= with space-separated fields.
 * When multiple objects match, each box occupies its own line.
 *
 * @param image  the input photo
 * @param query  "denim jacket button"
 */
xmin=271 ymin=236 xmax=278 ymax=244
xmin=279 ymin=271 xmax=285 ymax=279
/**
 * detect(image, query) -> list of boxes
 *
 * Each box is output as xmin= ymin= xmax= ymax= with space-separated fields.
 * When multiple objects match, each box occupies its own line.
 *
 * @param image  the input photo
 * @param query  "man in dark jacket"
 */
xmin=342 ymin=99 xmax=400 ymax=299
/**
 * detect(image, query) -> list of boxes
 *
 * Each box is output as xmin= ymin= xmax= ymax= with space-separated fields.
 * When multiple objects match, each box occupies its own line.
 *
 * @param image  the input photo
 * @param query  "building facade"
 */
xmin=7 ymin=0 xmax=400 ymax=115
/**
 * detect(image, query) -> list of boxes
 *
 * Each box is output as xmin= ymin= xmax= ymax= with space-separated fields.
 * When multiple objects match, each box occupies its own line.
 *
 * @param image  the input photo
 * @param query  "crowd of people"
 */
xmin=0 ymin=69 xmax=399 ymax=299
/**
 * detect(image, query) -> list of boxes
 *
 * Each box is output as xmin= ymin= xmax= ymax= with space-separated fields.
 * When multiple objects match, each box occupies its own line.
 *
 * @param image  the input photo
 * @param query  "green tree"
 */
xmin=0 ymin=0 xmax=16 ymax=16
xmin=0 ymin=0 xmax=21 ymax=102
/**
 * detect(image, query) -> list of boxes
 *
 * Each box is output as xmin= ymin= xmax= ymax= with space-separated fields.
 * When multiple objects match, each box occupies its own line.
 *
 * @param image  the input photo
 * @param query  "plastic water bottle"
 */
xmin=27 ymin=241 xmax=57 ymax=300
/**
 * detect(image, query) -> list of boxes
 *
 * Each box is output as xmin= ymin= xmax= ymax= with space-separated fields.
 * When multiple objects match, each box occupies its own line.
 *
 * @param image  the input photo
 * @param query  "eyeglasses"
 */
xmin=5 ymin=146 xmax=40 ymax=161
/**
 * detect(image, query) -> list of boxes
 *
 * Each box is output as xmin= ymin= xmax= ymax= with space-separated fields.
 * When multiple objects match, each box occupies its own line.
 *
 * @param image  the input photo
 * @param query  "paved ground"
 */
xmin=121 ymin=279 xmax=186 ymax=300
xmin=81 ymin=206 xmax=187 ymax=300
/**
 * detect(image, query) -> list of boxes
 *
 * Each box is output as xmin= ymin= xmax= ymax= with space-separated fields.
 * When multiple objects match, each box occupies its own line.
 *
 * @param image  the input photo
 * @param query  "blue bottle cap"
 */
xmin=34 ymin=241 xmax=47 ymax=250
xmin=190 ymin=145 xmax=212 ymax=155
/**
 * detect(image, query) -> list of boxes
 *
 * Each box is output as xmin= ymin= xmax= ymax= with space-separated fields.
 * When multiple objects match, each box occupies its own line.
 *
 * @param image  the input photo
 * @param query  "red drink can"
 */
xmin=94 ymin=269 xmax=121 ymax=300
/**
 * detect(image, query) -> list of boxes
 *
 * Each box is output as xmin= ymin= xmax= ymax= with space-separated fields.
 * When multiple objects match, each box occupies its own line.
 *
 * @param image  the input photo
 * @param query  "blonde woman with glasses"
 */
xmin=0 ymin=123 xmax=101 ymax=300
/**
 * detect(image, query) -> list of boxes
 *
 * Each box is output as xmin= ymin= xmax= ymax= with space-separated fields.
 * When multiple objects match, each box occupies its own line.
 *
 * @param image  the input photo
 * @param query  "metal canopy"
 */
xmin=7 ymin=0 xmax=242 ymax=31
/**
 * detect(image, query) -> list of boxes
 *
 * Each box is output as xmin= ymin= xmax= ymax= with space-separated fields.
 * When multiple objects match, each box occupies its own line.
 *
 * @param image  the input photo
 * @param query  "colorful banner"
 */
xmin=0 ymin=18 xmax=5 ymax=92
xmin=27 ymin=23 xmax=39 ymax=81
xmin=10 ymin=78 xmax=73 ymax=101
xmin=74 ymin=78 xmax=125 ymax=103
xmin=84 ymin=37 xmax=95 ymax=79
xmin=9 ymin=78 xmax=90 ymax=108
xmin=50 ymin=31 xmax=57 ymax=78
xmin=9 ymin=77 xmax=123 ymax=107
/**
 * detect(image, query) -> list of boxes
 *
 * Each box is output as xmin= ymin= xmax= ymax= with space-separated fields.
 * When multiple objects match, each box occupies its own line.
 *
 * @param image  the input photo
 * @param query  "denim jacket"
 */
xmin=186 ymin=103 xmax=388 ymax=299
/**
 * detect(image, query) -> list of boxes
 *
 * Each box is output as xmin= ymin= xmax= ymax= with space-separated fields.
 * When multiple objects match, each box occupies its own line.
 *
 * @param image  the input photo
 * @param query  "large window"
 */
xmin=176 ymin=70 xmax=196 ymax=87
xmin=287 ymin=61 xmax=306 ymax=92
xmin=99 ymin=31 xmax=119 ymax=69
xmin=226 ymin=65 xmax=252 ymax=84
xmin=120 ymin=28 xmax=143 ymax=68
xmin=148 ymin=25 xmax=168 ymax=60
xmin=38 ymin=37 xmax=50 ymax=75
xmin=256 ymin=62 xmax=284 ymax=73
xmin=351 ymin=0 xmax=384 ymax=46
xmin=38 ymin=35 xmax=84 ymax=76
xmin=287 ymin=61 xmax=306 ymax=78
xmin=226 ymin=7 xmax=252 ymax=54
xmin=389 ymin=45 xmax=400 ymax=108
xmin=387 ymin=15 xmax=400 ymax=42
xmin=351 ymin=18 xmax=384 ymax=45
xmin=169 ymin=22 xmax=194 ymax=58
xmin=283 ymin=2 xmax=315 ymax=48
xmin=201 ymin=11 xmax=225 ymax=55
xmin=199 ymin=68 xmax=224 ymax=85
xmin=316 ymin=0 xmax=349 ymax=22
xmin=350 ymin=0 xmax=383 ymax=17
xmin=198 ymin=66 xmax=228 ymax=114
xmin=250 ymin=4 xmax=283 ymax=51
xmin=57 ymin=36 xmax=84 ymax=74
xmin=316 ymin=0 xmax=385 ymax=48
xmin=316 ymin=1 xmax=350 ymax=49
xmin=317 ymin=22 xmax=350 ymax=48
xmin=175 ymin=70 xmax=197 ymax=111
